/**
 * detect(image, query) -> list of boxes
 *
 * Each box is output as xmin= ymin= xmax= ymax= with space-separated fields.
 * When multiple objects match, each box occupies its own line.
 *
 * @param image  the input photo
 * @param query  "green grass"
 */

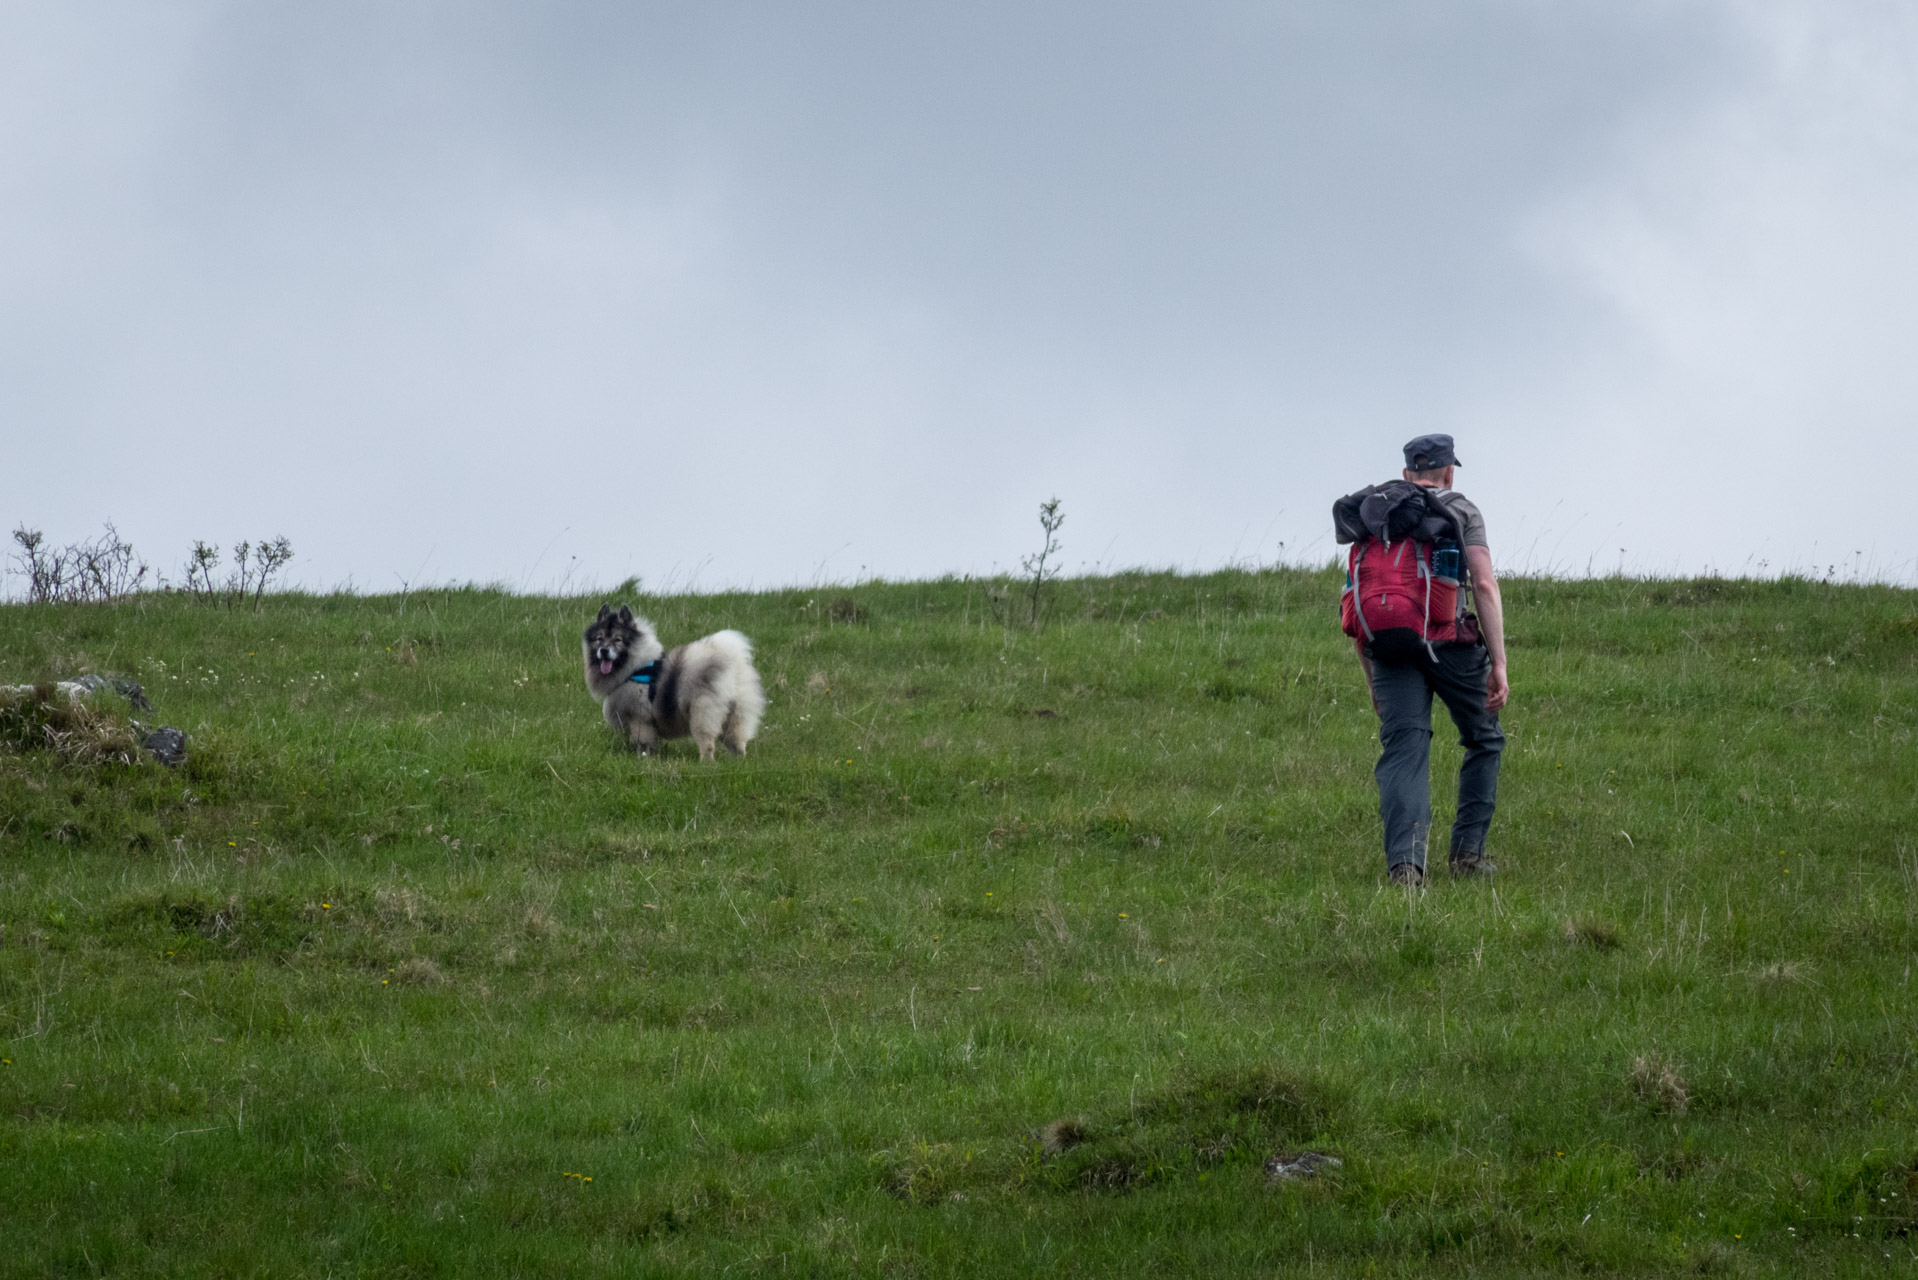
xmin=2 ymin=567 xmax=1916 ymax=1277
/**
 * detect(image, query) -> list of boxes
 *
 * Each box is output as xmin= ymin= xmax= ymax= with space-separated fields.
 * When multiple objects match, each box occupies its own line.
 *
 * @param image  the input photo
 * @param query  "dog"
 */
xmin=582 ymin=605 xmax=765 ymax=761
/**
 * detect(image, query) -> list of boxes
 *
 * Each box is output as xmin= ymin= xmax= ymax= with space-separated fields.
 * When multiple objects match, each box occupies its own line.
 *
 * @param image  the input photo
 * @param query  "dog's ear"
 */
xmin=618 ymin=605 xmax=634 ymax=625
xmin=597 ymin=604 xmax=612 ymax=622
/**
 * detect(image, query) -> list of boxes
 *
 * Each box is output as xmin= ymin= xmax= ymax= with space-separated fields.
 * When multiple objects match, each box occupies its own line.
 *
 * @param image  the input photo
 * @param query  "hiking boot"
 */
xmin=1449 ymin=853 xmax=1496 ymax=879
xmin=1387 ymin=862 xmax=1425 ymax=890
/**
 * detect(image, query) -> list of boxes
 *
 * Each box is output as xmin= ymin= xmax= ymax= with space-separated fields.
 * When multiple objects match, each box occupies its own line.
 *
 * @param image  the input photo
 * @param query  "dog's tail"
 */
xmin=705 ymin=629 xmax=754 ymax=665
xmin=707 ymin=630 xmax=766 ymax=746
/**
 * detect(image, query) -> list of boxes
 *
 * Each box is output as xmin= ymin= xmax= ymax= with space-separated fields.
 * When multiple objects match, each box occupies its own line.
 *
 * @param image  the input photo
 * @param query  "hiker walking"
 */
xmin=1334 ymin=435 xmax=1508 ymax=887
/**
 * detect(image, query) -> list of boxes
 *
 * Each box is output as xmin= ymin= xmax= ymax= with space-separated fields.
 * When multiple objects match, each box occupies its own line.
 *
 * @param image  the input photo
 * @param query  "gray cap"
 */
xmin=1403 ymin=434 xmax=1460 ymax=469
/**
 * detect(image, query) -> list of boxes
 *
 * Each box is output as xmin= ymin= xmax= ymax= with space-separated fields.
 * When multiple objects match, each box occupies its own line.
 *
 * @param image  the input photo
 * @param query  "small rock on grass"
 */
xmin=135 ymin=725 xmax=188 ymax=767
xmin=1265 ymin=1151 xmax=1342 ymax=1182
xmin=72 ymin=675 xmax=152 ymax=711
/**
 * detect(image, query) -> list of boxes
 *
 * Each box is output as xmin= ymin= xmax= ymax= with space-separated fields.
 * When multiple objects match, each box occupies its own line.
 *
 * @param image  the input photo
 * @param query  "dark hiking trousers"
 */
xmin=1371 ymin=642 xmax=1504 ymax=874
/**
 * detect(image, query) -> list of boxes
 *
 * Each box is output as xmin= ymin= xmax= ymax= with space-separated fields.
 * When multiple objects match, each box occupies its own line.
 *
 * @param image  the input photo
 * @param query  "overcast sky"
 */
xmin=2 ymin=1 xmax=1911 ymax=595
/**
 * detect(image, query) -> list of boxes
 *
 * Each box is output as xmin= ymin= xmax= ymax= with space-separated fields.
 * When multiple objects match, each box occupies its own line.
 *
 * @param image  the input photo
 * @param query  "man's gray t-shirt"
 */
xmin=1434 ymin=490 xmax=1488 ymax=549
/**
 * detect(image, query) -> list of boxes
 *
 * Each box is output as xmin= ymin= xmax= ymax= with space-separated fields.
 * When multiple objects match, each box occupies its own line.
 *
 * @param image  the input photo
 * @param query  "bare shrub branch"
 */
xmin=10 ymin=524 xmax=149 ymax=604
xmin=180 ymin=536 xmax=295 ymax=609
xmin=252 ymin=537 xmax=295 ymax=610
xmin=184 ymin=541 xmax=221 ymax=603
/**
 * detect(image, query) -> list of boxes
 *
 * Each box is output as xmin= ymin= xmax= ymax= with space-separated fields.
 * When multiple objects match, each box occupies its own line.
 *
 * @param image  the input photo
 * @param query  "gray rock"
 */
xmin=1265 ymin=1152 xmax=1343 ymax=1181
xmin=135 ymin=725 xmax=188 ymax=768
xmin=72 ymin=674 xmax=152 ymax=710
xmin=4 ymin=676 xmax=153 ymax=712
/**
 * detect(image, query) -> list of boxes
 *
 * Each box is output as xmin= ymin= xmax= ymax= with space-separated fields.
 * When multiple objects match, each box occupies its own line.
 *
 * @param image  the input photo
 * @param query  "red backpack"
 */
xmin=1334 ymin=482 xmax=1467 ymax=663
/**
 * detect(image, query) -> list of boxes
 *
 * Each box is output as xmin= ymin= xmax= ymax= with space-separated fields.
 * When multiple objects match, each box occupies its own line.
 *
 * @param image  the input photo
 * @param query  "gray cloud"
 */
xmin=2 ymin=1 xmax=1908 ymax=593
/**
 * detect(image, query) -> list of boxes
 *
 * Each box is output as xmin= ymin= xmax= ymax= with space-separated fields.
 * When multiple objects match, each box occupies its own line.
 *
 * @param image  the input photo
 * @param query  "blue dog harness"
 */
xmin=628 ymin=660 xmax=663 ymax=701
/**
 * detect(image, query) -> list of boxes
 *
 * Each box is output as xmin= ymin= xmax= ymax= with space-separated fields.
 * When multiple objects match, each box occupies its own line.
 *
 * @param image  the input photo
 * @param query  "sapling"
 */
xmin=1021 ymin=496 xmax=1065 ymax=630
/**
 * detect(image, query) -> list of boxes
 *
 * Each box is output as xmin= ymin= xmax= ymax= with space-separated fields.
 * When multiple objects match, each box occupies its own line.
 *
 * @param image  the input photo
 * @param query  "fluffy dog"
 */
xmin=582 ymin=605 xmax=765 ymax=761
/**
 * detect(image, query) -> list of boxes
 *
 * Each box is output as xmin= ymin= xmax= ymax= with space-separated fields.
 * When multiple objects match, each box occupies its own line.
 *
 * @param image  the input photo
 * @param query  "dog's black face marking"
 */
xmin=584 ymin=604 xmax=641 ymax=678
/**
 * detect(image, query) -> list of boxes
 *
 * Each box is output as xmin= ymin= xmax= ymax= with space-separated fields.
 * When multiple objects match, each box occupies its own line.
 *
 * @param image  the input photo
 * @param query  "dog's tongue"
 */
xmin=599 ymin=660 xmax=613 ymax=675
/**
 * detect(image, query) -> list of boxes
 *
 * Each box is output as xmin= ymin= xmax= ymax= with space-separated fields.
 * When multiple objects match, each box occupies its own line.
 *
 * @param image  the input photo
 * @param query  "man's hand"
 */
xmin=1464 ymin=544 xmax=1509 ymax=714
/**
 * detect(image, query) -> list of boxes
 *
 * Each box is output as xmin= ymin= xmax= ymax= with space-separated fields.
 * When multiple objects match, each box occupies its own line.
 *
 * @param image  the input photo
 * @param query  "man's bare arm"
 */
xmin=1464 ymin=544 xmax=1509 ymax=712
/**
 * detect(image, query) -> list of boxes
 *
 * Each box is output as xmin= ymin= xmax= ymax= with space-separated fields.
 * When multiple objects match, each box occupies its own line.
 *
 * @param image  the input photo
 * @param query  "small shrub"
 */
xmin=182 ymin=536 xmax=295 ymax=610
xmin=9 ymin=523 xmax=149 ymax=603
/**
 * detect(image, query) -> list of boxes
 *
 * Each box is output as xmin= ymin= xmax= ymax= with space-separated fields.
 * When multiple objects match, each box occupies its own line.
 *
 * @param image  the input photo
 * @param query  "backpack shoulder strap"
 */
xmin=1347 ymin=542 xmax=1374 ymax=640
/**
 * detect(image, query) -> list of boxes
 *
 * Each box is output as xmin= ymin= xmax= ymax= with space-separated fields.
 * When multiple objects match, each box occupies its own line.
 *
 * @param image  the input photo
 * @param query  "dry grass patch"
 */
xmin=1038 ymin=1117 xmax=1088 ymax=1156
xmin=1630 ymin=1052 xmax=1690 ymax=1116
xmin=1749 ymin=959 xmax=1815 ymax=987
xmin=393 ymin=957 xmax=450 ymax=987
xmin=374 ymin=885 xmax=428 ymax=925
xmin=1563 ymin=915 xmax=1621 ymax=951
xmin=0 ymin=684 xmax=143 ymax=765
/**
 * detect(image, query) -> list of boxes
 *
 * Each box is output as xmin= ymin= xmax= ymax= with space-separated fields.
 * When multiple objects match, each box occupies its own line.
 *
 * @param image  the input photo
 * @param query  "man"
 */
xmin=1353 ymin=434 xmax=1509 ymax=888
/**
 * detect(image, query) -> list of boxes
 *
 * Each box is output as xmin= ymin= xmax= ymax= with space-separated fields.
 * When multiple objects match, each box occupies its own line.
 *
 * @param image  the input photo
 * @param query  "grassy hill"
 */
xmin=2 ymin=567 xmax=1916 ymax=1277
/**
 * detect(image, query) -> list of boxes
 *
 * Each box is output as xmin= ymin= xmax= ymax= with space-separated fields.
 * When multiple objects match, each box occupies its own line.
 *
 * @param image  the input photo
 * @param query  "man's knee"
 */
xmin=1460 ymin=719 xmax=1504 ymax=754
xmin=1380 ymin=719 xmax=1433 ymax=752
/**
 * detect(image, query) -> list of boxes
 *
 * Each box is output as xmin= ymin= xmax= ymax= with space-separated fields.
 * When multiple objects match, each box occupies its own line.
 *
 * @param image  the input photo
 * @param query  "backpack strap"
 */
xmin=1347 ymin=543 xmax=1374 ymax=641
xmin=1417 ymin=542 xmax=1438 ymax=662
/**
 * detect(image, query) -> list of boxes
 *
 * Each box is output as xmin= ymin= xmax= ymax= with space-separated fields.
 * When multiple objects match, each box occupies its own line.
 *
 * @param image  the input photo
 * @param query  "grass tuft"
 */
xmin=1630 ymin=1052 xmax=1691 ymax=1116
xmin=393 ymin=957 xmax=450 ymax=987
xmin=1038 ymin=1116 xmax=1089 ymax=1155
xmin=1749 ymin=959 xmax=1814 ymax=987
xmin=0 ymin=683 xmax=143 ymax=765
xmin=1563 ymin=914 xmax=1621 ymax=951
